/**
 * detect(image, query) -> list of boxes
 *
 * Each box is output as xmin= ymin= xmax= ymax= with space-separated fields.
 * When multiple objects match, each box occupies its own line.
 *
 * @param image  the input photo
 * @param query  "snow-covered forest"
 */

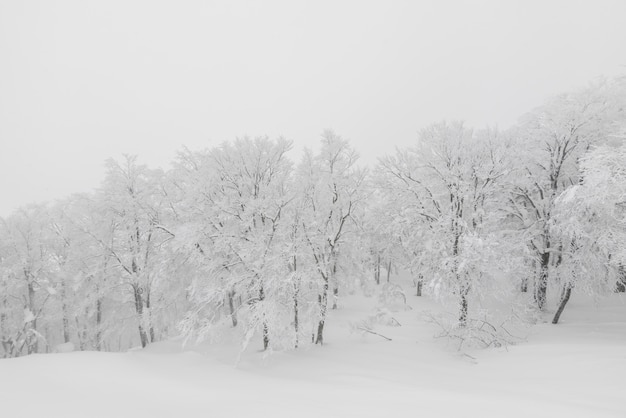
xmin=2 ymin=77 xmax=625 ymax=357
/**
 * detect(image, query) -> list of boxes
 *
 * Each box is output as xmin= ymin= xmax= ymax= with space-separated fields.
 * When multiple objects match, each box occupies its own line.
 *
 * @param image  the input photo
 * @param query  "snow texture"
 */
xmin=1 ymin=289 xmax=624 ymax=418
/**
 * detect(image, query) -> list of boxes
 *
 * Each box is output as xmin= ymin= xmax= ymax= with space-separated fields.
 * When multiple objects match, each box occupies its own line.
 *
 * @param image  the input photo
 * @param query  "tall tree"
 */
xmin=378 ymin=122 xmax=512 ymax=326
xmin=298 ymin=131 xmax=366 ymax=344
xmin=96 ymin=156 xmax=173 ymax=348
xmin=551 ymin=131 xmax=626 ymax=323
xmin=180 ymin=138 xmax=295 ymax=351
xmin=0 ymin=205 xmax=51 ymax=356
xmin=509 ymin=80 xmax=624 ymax=310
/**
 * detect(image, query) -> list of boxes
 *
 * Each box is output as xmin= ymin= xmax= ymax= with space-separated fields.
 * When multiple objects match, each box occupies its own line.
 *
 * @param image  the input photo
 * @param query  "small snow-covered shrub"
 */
xmin=424 ymin=309 xmax=525 ymax=350
xmin=349 ymin=308 xmax=401 ymax=341
xmin=378 ymin=283 xmax=411 ymax=312
xmin=370 ymin=308 xmax=402 ymax=327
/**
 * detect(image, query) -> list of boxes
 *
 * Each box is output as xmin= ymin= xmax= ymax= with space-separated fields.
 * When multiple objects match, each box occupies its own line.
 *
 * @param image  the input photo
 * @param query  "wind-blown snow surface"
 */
xmin=2 ymin=291 xmax=625 ymax=418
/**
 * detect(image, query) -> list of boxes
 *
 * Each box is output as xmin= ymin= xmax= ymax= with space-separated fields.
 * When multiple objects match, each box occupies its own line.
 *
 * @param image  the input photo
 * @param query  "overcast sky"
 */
xmin=1 ymin=0 xmax=625 ymax=216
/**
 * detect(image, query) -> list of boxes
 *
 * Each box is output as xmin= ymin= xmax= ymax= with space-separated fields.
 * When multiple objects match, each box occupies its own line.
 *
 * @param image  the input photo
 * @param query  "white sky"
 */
xmin=1 ymin=0 xmax=625 ymax=216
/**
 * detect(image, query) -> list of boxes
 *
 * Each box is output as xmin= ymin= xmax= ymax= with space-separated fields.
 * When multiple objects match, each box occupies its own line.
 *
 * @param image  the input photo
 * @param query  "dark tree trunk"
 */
xmin=259 ymin=286 xmax=269 ymax=350
xmin=535 ymin=251 xmax=549 ymax=310
xmin=95 ymin=296 xmax=103 ymax=351
xmin=133 ymin=285 xmax=149 ymax=348
xmin=416 ymin=275 xmax=423 ymax=296
xmin=459 ymin=283 xmax=469 ymax=327
xmin=315 ymin=306 xmax=325 ymax=345
xmin=451 ymin=217 xmax=467 ymax=327
xmin=144 ymin=285 xmax=156 ymax=343
xmin=520 ymin=277 xmax=528 ymax=293
xmin=616 ymin=265 xmax=626 ymax=293
xmin=387 ymin=260 xmax=392 ymax=282
xmin=374 ymin=254 xmax=381 ymax=285
xmin=147 ymin=292 xmax=155 ymax=344
xmin=552 ymin=284 xmax=572 ymax=324
xmin=332 ymin=260 xmax=338 ymax=310
xmin=262 ymin=322 xmax=269 ymax=351
xmin=228 ymin=290 xmax=238 ymax=327
xmin=315 ymin=274 xmax=329 ymax=345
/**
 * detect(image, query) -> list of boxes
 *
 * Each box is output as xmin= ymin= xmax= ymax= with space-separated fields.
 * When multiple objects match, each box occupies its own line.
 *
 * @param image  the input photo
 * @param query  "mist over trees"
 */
xmin=1 ymin=77 xmax=625 ymax=357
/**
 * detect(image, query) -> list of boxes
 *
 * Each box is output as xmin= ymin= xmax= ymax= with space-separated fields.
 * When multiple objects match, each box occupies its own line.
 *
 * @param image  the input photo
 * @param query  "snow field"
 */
xmin=1 ymin=285 xmax=624 ymax=418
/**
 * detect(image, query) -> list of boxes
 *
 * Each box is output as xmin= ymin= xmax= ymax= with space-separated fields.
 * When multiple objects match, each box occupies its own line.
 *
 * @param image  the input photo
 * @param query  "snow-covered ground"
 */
xmin=2 ymin=287 xmax=625 ymax=418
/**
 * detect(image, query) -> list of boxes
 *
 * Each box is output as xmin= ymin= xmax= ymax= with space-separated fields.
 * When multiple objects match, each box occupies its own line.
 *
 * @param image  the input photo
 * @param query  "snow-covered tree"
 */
xmin=298 ymin=131 xmax=367 ymax=344
xmin=508 ymin=80 xmax=624 ymax=310
xmin=551 ymin=132 xmax=626 ymax=323
xmin=94 ymin=155 xmax=174 ymax=348
xmin=378 ymin=122 xmax=515 ymax=326
xmin=0 ymin=205 xmax=52 ymax=356
xmin=179 ymin=138 xmax=297 ymax=351
xmin=52 ymin=194 xmax=123 ymax=351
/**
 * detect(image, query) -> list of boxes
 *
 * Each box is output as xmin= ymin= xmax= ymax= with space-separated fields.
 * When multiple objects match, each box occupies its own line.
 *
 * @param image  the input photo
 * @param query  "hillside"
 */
xmin=2 ymin=278 xmax=624 ymax=418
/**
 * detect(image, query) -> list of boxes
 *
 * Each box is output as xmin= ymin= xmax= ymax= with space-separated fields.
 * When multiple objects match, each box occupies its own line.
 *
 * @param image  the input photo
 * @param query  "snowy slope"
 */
xmin=1 ymin=290 xmax=625 ymax=418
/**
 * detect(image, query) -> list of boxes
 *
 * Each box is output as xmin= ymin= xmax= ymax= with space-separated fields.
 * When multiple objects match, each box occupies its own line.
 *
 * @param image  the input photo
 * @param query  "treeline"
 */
xmin=1 ymin=77 xmax=625 ymax=357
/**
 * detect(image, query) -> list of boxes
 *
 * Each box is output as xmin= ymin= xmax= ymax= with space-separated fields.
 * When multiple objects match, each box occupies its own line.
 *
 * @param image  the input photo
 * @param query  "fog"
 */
xmin=1 ymin=0 xmax=625 ymax=215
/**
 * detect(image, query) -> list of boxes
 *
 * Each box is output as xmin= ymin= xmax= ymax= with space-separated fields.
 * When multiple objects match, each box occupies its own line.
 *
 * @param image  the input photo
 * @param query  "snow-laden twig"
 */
xmin=356 ymin=326 xmax=392 ymax=341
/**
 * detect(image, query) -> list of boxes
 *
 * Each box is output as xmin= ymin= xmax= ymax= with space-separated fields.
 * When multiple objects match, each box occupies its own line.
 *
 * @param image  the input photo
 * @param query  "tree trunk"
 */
xmin=259 ymin=286 xmax=269 ymax=350
xmin=552 ymin=284 xmax=572 ymax=324
xmin=61 ymin=280 xmax=70 ymax=343
xmin=95 ymin=255 xmax=108 ymax=351
xmin=374 ymin=254 xmax=380 ymax=285
xmin=452 ymin=219 xmax=467 ymax=326
xmin=331 ymin=259 xmax=338 ymax=310
xmin=616 ymin=265 xmax=626 ymax=293
xmin=145 ymin=287 xmax=155 ymax=343
xmin=293 ymin=285 xmax=299 ymax=349
xmin=228 ymin=290 xmax=238 ymax=327
xmin=520 ymin=277 xmax=528 ymax=293
xmin=26 ymin=279 xmax=38 ymax=354
xmin=459 ymin=283 xmax=469 ymax=327
xmin=0 ymin=294 xmax=8 ymax=357
xmin=315 ymin=274 xmax=329 ymax=345
xmin=75 ymin=312 xmax=85 ymax=350
xmin=416 ymin=276 xmax=423 ymax=297
xmin=535 ymin=251 xmax=549 ymax=310
xmin=262 ymin=322 xmax=269 ymax=350
xmin=95 ymin=296 xmax=103 ymax=351
xmin=387 ymin=260 xmax=392 ymax=282
xmin=44 ymin=325 xmax=51 ymax=353
xmin=133 ymin=285 xmax=149 ymax=348
xmin=522 ymin=260 xmax=536 ymax=293
xmin=292 ymin=255 xmax=299 ymax=348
